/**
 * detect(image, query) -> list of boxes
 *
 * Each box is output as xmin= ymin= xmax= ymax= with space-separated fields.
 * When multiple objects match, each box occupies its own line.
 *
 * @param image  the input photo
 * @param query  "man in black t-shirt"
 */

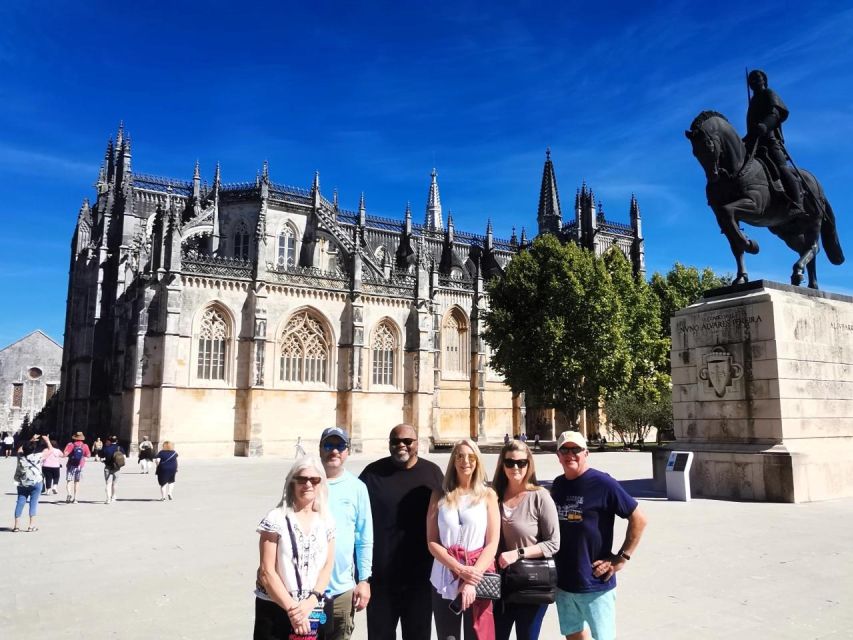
xmin=359 ymin=424 xmax=443 ymax=640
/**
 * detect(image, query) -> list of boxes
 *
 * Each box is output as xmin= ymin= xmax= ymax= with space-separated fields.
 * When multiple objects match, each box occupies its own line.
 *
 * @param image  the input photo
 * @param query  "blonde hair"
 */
xmin=491 ymin=440 xmax=540 ymax=501
xmin=162 ymin=441 xmax=174 ymax=451
xmin=441 ymin=439 xmax=490 ymax=508
xmin=277 ymin=455 xmax=328 ymax=517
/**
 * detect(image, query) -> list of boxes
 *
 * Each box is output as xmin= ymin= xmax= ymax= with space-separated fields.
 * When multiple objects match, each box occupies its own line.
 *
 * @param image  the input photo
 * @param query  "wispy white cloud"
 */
xmin=0 ymin=142 xmax=97 ymax=178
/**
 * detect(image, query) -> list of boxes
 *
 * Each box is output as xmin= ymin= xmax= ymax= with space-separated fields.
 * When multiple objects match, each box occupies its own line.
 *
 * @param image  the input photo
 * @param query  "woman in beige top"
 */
xmin=492 ymin=440 xmax=559 ymax=640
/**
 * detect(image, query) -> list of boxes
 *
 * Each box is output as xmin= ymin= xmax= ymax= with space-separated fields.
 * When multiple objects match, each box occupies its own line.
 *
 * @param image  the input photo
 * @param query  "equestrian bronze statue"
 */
xmin=685 ymin=70 xmax=843 ymax=289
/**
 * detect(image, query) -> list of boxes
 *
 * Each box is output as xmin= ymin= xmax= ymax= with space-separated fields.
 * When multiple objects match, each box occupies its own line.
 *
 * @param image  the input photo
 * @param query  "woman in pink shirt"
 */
xmin=41 ymin=439 xmax=62 ymax=495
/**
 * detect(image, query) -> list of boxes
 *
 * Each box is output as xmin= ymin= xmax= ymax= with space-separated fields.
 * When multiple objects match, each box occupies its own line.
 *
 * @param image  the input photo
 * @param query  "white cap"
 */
xmin=556 ymin=430 xmax=587 ymax=450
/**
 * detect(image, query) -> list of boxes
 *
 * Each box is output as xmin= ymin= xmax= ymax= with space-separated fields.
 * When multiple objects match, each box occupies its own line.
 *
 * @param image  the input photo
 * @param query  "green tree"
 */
xmin=484 ymin=235 xmax=630 ymax=426
xmin=606 ymin=387 xmax=673 ymax=447
xmin=649 ymin=262 xmax=729 ymax=339
xmin=603 ymin=248 xmax=670 ymax=401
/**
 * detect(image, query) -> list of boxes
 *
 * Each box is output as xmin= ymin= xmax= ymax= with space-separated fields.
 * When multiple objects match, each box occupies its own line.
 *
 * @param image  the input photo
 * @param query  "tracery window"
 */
xmin=277 ymin=226 xmax=297 ymax=268
xmin=197 ymin=307 xmax=229 ymax=380
xmin=280 ymin=311 xmax=330 ymax=384
xmin=372 ymin=321 xmax=397 ymax=386
xmin=234 ymin=221 xmax=250 ymax=261
xmin=442 ymin=309 xmax=469 ymax=376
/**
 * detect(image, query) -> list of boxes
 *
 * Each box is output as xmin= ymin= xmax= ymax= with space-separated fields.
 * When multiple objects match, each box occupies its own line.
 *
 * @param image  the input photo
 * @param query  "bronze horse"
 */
xmin=686 ymin=110 xmax=843 ymax=288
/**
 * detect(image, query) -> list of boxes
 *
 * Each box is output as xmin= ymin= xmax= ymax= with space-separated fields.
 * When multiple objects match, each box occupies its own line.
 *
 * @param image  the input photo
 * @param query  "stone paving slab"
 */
xmin=2 ymin=450 xmax=851 ymax=639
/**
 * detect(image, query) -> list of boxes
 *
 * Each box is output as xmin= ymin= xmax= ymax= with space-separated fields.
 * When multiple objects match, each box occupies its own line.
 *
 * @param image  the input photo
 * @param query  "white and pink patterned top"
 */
xmin=255 ymin=508 xmax=335 ymax=601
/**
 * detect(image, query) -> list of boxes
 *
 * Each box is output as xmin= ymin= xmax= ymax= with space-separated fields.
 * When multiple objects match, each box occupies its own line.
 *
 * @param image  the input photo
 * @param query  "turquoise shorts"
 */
xmin=555 ymin=587 xmax=616 ymax=640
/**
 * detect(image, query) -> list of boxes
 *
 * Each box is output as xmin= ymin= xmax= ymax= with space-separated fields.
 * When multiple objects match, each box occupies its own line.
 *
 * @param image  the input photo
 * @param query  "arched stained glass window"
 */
xmin=442 ymin=309 xmax=469 ymax=376
xmin=277 ymin=226 xmax=297 ymax=268
xmin=280 ymin=311 xmax=330 ymax=384
xmin=234 ymin=220 xmax=250 ymax=261
xmin=372 ymin=321 xmax=396 ymax=386
xmin=197 ymin=307 xmax=229 ymax=380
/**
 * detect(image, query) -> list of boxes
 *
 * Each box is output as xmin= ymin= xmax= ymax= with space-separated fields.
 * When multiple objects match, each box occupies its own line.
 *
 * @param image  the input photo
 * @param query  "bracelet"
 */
xmin=617 ymin=550 xmax=631 ymax=561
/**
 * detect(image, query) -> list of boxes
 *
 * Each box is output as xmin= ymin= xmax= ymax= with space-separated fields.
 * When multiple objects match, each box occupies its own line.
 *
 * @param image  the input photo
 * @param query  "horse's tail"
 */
xmin=820 ymin=196 xmax=845 ymax=265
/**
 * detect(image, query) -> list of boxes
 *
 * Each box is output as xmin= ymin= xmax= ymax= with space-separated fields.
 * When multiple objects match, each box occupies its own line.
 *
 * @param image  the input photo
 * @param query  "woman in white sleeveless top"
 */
xmin=427 ymin=439 xmax=499 ymax=640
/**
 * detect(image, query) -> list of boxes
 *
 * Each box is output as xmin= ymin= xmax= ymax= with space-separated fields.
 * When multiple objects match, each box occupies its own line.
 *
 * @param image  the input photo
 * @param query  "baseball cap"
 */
xmin=320 ymin=427 xmax=350 ymax=444
xmin=556 ymin=430 xmax=587 ymax=450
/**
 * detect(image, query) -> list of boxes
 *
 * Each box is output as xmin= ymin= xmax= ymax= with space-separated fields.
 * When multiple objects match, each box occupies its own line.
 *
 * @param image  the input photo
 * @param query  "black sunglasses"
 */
xmin=558 ymin=446 xmax=585 ymax=456
xmin=390 ymin=437 xmax=415 ymax=446
xmin=293 ymin=476 xmax=322 ymax=485
xmin=322 ymin=441 xmax=348 ymax=452
xmin=503 ymin=458 xmax=529 ymax=469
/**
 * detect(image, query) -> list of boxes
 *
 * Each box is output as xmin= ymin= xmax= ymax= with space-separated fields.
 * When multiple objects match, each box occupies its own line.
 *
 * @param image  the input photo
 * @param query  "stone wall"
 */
xmin=0 ymin=331 xmax=62 ymax=434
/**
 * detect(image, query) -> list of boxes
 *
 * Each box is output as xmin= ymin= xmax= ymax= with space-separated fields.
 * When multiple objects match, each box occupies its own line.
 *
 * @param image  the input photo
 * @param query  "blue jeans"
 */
xmin=15 ymin=482 xmax=43 ymax=518
xmin=495 ymin=602 xmax=547 ymax=640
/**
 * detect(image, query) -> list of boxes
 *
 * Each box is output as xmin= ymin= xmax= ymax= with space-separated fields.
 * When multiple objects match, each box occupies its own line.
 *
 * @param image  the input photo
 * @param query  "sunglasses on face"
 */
xmin=293 ymin=476 xmax=322 ymax=486
xmin=322 ymin=441 xmax=348 ymax=452
xmin=390 ymin=437 xmax=415 ymax=446
xmin=503 ymin=458 xmax=529 ymax=469
xmin=455 ymin=453 xmax=477 ymax=463
xmin=558 ymin=446 xmax=585 ymax=456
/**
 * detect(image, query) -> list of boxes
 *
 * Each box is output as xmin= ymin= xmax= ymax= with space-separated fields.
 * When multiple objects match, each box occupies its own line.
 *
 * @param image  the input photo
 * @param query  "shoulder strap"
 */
xmin=284 ymin=515 xmax=303 ymax=594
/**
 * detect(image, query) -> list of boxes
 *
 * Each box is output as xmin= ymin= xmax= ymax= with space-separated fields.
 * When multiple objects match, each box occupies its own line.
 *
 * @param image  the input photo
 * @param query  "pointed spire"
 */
xmin=404 ymin=201 xmax=412 ymax=235
xmin=213 ymin=162 xmax=221 ymax=188
xmin=116 ymin=121 xmax=124 ymax=148
xmin=510 ymin=226 xmax=518 ymax=247
xmin=262 ymin=160 xmax=269 ymax=182
xmin=333 ymin=188 xmax=339 ymax=210
xmin=630 ymin=194 xmax=642 ymax=239
xmin=312 ymin=170 xmax=320 ymax=193
xmin=537 ymin=148 xmax=562 ymax=235
xmin=425 ymin=168 xmax=444 ymax=230
xmin=193 ymin=160 xmax=201 ymax=199
xmin=446 ymin=211 xmax=455 ymax=243
xmin=358 ymin=192 xmax=366 ymax=226
xmin=485 ymin=218 xmax=493 ymax=250
xmin=520 ymin=226 xmax=528 ymax=245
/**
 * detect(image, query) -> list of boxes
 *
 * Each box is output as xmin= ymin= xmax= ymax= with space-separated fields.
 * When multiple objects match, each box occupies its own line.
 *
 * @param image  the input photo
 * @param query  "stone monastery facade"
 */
xmin=58 ymin=126 xmax=645 ymax=455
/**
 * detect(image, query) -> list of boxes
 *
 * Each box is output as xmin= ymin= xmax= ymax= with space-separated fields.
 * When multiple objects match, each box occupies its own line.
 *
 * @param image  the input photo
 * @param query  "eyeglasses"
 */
xmin=503 ymin=458 xmax=529 ymax=469
xmin=455 ymin=453 xmax=477 ymax=463
xmin=293 ymin=476 xmax=322 ymax=485
xmin=390 ymin=437 xmax=415 ymax=446
xmin=558 ymin=447 xmax=585 ymax=456
xmin=322 ymin=441 xmax=348 ymax=452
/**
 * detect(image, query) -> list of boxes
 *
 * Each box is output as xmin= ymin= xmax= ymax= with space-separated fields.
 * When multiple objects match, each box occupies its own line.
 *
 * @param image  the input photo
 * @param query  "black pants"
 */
xmin=254 ymin=597 xmax=294 ymax=640
xmin=431 ymin=588 xmax=477 ymax=640
xmin=43 ymin=467 xmax=60 ymax=490
xmin=367 ymin=581 xmax=432 ymax=640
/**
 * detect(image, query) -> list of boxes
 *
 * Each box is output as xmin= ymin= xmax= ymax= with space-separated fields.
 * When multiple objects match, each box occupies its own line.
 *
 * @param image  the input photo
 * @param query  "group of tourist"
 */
xmin=9 ymin=431 xmax=181 ymax=531
xmin=253 ymin=425 xmax=647 ymax=640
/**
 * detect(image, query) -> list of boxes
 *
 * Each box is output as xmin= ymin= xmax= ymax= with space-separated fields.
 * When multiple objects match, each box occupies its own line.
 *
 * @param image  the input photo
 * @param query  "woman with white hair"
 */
xmin=427 ymin=439 xmax=500 ymax=640
xmin=254 ymin=455 xmax=335 ymax=640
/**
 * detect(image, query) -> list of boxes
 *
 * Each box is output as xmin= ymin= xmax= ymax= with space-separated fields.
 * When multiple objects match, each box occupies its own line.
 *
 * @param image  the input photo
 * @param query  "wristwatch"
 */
xmin=517 ymin=547 xmax=525 ymax=558
xmin=617 ymin=550 xmax=631 ymax=561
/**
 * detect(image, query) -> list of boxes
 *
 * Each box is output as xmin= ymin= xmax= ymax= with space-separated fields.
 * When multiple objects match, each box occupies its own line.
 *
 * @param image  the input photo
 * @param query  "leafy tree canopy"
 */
xmin=649 ymin=262 xmax=729 ymax=339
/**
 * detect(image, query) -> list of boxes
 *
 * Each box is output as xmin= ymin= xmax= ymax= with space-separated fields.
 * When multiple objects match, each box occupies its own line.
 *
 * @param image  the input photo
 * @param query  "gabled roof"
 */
xmin=0 ymin=330 xmax=62 ymax=354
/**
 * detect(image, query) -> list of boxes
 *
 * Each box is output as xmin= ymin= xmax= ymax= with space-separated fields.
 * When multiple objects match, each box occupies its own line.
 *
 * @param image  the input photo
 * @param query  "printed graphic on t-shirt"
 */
xmin=557 ymin=496 xmax=584 ymax=522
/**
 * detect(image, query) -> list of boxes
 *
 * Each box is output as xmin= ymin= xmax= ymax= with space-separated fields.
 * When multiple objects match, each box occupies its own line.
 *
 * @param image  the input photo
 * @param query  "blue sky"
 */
xmin=1 ymin=1 xmax=852 ymax=347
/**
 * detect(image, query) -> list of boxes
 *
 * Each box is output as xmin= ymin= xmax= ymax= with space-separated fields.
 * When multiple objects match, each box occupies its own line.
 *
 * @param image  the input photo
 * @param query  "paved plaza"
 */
xmin=2 ymin=449 xmax=851 ymax=639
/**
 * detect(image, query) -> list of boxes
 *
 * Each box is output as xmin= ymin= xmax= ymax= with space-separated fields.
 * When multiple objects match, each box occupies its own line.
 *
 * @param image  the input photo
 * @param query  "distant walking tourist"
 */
xmin=359 ymin=424 xmax=443 ymax=640
xmin=138 ymin=436 xmax=154 ymax=474
xmin=295 ymin=436 xmax=307 ymax=458
xmin=63 ymin=432 xmax=91 ymax=503
xmin=550 ymin=431 xmax=647 ymax=640
xmin=254 ymin=456 xmax=335 ymax=640
xmin=492 ymin=440 xmax=559 ymax=640
xmin=102 ymin=435 xmax=126 ymax=504
xmin=13 ymin=434 xmax=52 ymax=532
xmin=92 ymin=437 xmax=104 ymax=462
xmin=317 ymin=427 xmax=373 ymax=640
xmin=3 ymin=432 xmax=13 ymax=457
xmin=154 ymin=441 xmax=179 ymax=500
xmin=41 ymin=439 xmax=62 ymax=495
xmin=428 ymin=439 xmax=499 ymax=640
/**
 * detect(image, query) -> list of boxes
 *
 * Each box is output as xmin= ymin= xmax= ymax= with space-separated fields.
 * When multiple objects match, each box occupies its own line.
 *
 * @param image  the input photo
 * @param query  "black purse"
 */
xmin=501 ymin=557 xmax=558 ymax=605
xmin=456 ymin=506 xmax=501 ymax=600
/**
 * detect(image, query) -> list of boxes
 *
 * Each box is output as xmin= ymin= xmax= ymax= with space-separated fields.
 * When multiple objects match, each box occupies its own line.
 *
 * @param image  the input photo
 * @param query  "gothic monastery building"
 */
xmin=58 ymin=127 xmax=644 ymax=455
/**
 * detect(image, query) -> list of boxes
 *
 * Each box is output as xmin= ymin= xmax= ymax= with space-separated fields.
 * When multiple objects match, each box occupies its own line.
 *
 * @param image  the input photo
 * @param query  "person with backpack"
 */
xmin=12 ymin=434 xmax=52 ymax=532
xmin=63 ymin=432 xmax=91 ymax=504
xmin=102 ymin=435 xmax=126 ymax=504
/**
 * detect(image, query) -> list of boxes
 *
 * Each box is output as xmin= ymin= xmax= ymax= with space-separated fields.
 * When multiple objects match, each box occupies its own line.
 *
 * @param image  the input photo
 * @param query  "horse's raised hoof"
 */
xmin=791 ymin=271 xmax=804 ymax=286
xmin=745 ymin=239 xmax=760 ymax=255
xmin=733 ymin=274 xmax=749 ymax=285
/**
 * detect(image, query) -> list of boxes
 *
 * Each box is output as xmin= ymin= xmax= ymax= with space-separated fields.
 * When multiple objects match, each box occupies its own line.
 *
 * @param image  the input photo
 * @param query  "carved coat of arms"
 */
xmin=699 ymin=346 xmax=743 ymax=398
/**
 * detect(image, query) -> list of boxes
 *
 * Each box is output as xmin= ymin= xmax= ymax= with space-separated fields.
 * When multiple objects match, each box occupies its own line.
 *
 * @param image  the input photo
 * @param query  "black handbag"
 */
xmin=501 ymin=558 xmax=558 ymax=605
xmin=456 ymin=507 xmax=501 ymax=600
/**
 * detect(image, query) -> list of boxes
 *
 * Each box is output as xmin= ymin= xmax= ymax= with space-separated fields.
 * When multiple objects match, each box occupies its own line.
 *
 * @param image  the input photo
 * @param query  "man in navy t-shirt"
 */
xmin=550 ymin=430 xmax=647 ymax=640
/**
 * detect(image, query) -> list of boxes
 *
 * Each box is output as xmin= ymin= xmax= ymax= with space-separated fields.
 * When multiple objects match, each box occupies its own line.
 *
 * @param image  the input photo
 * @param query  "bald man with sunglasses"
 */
xmin=359 ymin=424 xmax=443 ymax=640
xmin=550 ymin=431 xmax=647 ymax=640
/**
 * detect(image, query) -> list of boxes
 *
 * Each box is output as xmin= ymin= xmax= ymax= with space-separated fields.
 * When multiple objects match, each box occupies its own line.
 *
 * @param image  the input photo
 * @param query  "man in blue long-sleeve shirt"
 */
xmin=319 ymin=427 xmax=373 ymax=640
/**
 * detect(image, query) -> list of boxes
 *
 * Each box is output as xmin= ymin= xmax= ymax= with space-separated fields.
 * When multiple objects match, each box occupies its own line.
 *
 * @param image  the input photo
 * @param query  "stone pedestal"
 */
xmin=655 ymin=280 xmax=853 ymax=502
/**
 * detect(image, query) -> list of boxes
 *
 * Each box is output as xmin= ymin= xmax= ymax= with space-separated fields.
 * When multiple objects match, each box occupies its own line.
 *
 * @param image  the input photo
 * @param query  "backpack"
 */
xmin=111 ymin=450 xmax=126 ymax=470
xmin=68 ymin=444 xmax=85 ymax=466
xmin=16 ymin=455 xmax=43 ymax=488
